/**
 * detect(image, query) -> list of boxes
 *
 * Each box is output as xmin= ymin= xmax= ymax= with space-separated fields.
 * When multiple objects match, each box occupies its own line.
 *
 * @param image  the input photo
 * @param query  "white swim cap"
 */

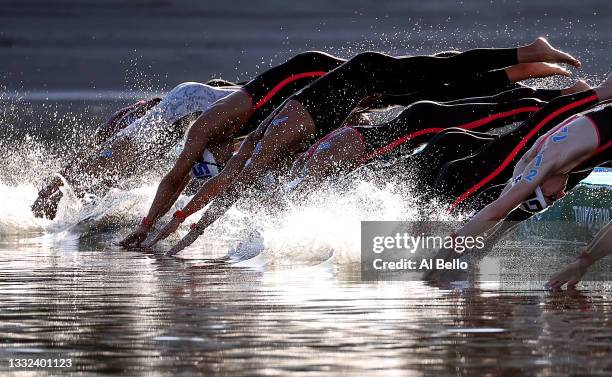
xmin=190 ymin=148 xmax=220 ymax=179
xmin=511 ymin=175 xmax=548 ymax=213
xmin=520 ymin=186 xmax=548 ymax=213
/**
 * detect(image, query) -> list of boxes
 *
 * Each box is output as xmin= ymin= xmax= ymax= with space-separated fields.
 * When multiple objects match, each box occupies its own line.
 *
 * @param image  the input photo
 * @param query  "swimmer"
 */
xmin=150 ymin=38 xmax=581 ymax=254
xmin=142 ymin=62 xmax=573 ymax=248
xmin=425 ymin=74 xmax=612 ymax=280
xmin=289 ymin=81 xmax=586 ymax=189
xmin=120 ymin=49 xmax=527 ymax=246
xmin=33 ymin=51 xmax=348 ymax=220
xmin=143 ymin=77 xmax=580 ymax=249
xmin=31 ymin=80 xmax=241 ymax=219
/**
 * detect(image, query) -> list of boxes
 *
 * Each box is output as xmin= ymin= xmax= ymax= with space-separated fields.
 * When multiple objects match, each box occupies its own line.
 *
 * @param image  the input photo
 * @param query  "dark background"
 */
xmin=1 ymin=0 xmax=611 ymax=93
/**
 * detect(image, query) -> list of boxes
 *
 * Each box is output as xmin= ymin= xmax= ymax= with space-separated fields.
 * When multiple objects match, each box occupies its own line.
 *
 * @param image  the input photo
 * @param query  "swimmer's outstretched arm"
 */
xmin=166 ymin=154 xmax=288 ymax=255
xmin=142 ymin=133 xmax=257 ymax=247
xmin=32 ymin=137 xmax=138 ymax=219
xmin=547 ymin=221 xmax=612 ymax=290
xmin=462 ymin=158 xmax=557 ymax=238
xmin=165 ymin=108 xmax=304 ymax=255
xmin=119 ymin=94 xmax=251 ymax=248
xmin=423 ymin=155 xmax=559 ymax=281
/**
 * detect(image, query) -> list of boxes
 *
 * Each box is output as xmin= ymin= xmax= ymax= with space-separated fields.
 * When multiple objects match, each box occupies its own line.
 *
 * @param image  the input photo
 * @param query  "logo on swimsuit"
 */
xmin=191 ymin=162 xmax=218 ymax=179
xmin=190 ymin=148 xmax=219 ymax=179
xmin=552 ymin=126 xmax=569 ymax=143
xmin=271 ymin=116 xmax=289 ymax=126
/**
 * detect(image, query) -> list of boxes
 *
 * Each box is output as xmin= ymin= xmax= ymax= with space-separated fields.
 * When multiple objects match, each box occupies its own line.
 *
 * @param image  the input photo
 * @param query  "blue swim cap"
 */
xmin=100 ymin=149 xmax=113 ymax=158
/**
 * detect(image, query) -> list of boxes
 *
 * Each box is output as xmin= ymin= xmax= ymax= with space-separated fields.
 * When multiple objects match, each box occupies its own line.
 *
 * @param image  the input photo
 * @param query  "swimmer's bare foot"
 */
xmin=518 ymin=37 xmax=581 ymax=68
xmin=594 ymin=73 xmax=612 ymax=100
xmin=506 ymin=62 xmax=571 ymax=82
xmin=560 ymin=79 xmax=591 ymax=95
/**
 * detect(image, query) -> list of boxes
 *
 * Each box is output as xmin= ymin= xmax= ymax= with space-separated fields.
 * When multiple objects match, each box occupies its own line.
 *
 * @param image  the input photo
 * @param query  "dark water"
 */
xmin=2 ymin=0 xmax=611 ymax=91
xmin=1 ymin=236 xmax=612 ymax=376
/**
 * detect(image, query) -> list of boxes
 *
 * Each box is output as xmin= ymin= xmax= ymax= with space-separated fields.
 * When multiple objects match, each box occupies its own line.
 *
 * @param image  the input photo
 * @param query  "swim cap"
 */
xmin=511 ymin=175 xmax=548 ymax=213
xmin=190 ymin=149 xmax=220 ymax=180
xmin=520 ymin=186 xmax=548 ymax=213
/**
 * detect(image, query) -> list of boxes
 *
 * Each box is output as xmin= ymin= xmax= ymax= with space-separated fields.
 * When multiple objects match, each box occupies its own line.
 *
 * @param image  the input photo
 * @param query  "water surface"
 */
xmin=1 ymin=235 xmax=612 ymax=376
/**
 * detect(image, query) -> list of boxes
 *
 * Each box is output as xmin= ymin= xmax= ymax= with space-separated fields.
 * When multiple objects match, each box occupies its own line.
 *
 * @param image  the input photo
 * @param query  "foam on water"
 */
xmin=2 ymin=127 xmax=609 ymax=267
xmin=0 ymin=137 xmax=455 ymax=265
xmin=1 ymin=90 xmax=610 ymax=267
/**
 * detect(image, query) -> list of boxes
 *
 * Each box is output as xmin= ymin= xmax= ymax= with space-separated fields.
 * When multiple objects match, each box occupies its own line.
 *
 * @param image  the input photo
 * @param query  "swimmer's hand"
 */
xmin=546 ymin=259 xmax=589 ymax=290
xmin=165 ymin=230 xmax=200 ymax=256
xmin=31 ymin=189 xmax=62 ymax=220
xmin=142 ymin=217 xmax=182 ymax=248
xmin=119 ymin=225 xmax=150 ymax=248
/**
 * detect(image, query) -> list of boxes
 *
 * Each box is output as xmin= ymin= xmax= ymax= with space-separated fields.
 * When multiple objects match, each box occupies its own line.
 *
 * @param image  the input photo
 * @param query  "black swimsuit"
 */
xmin=580 ymin=104 xmax=612 ymax=170
xmin=433 ymin=89 xmax=601 ymax=212
xmin=239 ymin=51 xmax=345 ymax=134
xmin=351 ymin=86 xmax=562 ymax=161
xmin=292 ymin=48 xmax=519 ymax=138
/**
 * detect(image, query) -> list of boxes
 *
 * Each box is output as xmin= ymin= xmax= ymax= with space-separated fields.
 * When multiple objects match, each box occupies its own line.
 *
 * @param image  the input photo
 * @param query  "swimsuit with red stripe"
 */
xmin=579 ymin=104 xmax=612 ymax=170
xmin=435 ymin=89 xmax=600 ymax=212
xmin=292 ymin=47 xmax=520 ymax=139
xmin=449 ymin=105 xmax=610 ymax=219
xmin=352 ymin=86 xmax=562 ymax=162
xmin=239 ymin=51 xmax=346 ymax=135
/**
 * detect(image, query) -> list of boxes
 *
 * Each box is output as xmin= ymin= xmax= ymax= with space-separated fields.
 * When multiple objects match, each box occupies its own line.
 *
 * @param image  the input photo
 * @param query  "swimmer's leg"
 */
xmin=444 ymin=79 xmax=590 ymax=106
xmin=395 ymin=96 xmax=546 ymax=134
xmin=375 ymin=62 xmax=571 ymax=108
xmin=358 ymin=95 xmax=546 ymax=165
xmin=168 ymin=100 xmax=316 ymax=254
xmin=296 ymin=38 xmax=580 ymax=138
xmin=366 ymin=37 xmax=579 ymax=94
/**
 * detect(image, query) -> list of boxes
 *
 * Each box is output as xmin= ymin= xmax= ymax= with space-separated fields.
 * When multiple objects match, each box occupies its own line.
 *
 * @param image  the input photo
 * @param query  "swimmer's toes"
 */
xmin=548 ymin=64 xmax=571 ymax=77
xmin=533 ymin=37 xmax=581 ymax=68
xmin=558 ymin=51 xmax=581 ymax=68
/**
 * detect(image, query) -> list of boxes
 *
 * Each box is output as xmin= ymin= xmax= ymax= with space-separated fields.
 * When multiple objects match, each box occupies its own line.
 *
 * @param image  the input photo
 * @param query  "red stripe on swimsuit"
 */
xmin=254 ymin=71 xmax=328 ymax=110
xmin=448 ymin=94 xmax=599 ymax=210
xmin=361 ymin=106 xmax=541 ymax=163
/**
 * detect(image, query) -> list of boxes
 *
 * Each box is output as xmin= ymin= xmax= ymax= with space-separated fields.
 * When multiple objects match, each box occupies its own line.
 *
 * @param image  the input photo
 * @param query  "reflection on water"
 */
xmin=1 ymin=236 xmax=611 ymax=376
xmin=1 ymin=96 xmax=611 ymax=375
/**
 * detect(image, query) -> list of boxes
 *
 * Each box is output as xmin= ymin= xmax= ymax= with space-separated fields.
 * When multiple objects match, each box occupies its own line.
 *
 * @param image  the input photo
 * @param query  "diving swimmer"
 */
xmin=132 ymin=38 xmax=582 ymax=254
xmin=144 ymin=77 xmax=585 ymax=248
xmin=32 ymin=51 xmax=348 ymax=219
xmin=424 ymin=74 xmax=612 ymax=280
